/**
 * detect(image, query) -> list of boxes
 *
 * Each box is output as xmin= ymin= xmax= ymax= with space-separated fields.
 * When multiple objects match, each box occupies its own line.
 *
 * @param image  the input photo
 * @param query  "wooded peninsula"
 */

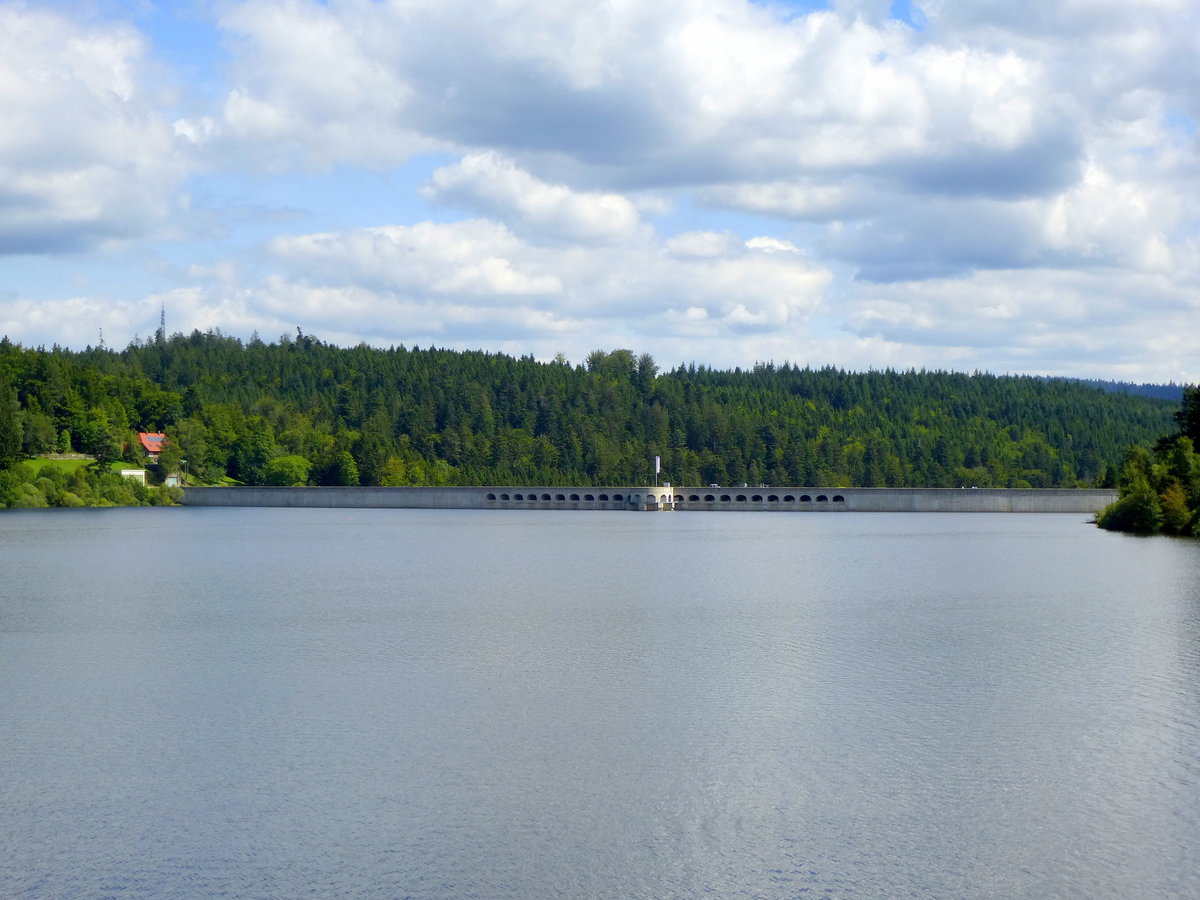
xmin=0 ymin=329 xmax=1184 ymax=511
xmin=1096 ymin=386 xmax=1200 ymax=536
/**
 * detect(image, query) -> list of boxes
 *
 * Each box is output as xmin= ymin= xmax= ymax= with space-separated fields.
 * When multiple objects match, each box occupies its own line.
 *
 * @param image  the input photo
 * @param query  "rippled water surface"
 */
xmin=2 ymin=507 xmax=1199 ymax=898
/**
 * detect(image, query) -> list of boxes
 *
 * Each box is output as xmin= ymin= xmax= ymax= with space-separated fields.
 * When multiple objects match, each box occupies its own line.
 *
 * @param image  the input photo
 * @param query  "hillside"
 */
xmin=0 ymin=331 xmax=1180 ymax=492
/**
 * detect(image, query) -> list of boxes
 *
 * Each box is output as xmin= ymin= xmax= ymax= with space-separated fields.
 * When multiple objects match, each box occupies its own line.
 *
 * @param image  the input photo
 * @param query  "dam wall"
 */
xmin=182 ymin=486 xmax=1117 ymax=513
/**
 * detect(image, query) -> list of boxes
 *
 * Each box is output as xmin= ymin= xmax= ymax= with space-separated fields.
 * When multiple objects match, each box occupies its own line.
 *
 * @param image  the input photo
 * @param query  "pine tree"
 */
xmin=0 ymin=373 xmax=21 ymax=467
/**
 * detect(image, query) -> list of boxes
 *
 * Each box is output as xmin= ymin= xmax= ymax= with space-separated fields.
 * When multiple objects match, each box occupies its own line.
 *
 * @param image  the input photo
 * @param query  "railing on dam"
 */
xmin=182 ymin=486 xmax=1118 ymax=513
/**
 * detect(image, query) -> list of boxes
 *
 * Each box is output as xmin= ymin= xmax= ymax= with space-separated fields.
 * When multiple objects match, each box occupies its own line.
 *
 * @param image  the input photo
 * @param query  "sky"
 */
xmin=0 ymin=0 xmax=1197 ymax=382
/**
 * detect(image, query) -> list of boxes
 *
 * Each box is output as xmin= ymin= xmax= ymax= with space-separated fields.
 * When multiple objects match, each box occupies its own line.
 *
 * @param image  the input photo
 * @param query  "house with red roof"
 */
xmin=138 ymin=432 xmax=166 ymax=461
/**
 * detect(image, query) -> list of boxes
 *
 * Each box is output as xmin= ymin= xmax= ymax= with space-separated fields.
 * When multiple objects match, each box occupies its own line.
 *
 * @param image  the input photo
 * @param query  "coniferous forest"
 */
xmin=0 ymin=330 xmax=1184 ymax=508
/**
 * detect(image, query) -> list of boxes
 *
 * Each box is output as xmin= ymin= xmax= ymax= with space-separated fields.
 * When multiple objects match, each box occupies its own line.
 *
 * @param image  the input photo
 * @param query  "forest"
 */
xmin=1097 ymin=387 xmax=1200 ymax=536
xmin=0 ymin=329 xmax=1183 ymax=508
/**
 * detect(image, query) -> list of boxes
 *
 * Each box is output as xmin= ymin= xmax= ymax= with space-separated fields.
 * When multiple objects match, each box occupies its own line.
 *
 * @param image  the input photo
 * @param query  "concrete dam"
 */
xmin=182 ymin=486 xmax=1117 ymax=513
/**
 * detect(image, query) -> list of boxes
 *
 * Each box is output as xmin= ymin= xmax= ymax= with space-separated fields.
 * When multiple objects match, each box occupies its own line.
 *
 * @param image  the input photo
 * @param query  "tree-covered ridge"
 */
xmin=0 ymin=331 xmax=1180 ymax=501
xmin=1097 ymin=387 xmax=1200 ymax=536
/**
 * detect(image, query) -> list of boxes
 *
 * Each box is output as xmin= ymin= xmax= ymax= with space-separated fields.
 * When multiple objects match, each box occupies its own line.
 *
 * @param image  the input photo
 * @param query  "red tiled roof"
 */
xmin=139 ymin=433 xmax=166 ymax=453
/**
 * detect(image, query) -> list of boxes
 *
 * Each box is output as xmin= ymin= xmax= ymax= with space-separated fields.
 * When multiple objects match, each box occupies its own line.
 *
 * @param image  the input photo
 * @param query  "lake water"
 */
xmin=2 ymin=508 xmax=1199 ymax=899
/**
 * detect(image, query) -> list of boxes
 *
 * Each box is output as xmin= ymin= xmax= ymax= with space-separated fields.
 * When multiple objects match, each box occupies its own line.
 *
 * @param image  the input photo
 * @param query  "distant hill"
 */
xmin=1061 ymin=378 xmax=1186 ymax=403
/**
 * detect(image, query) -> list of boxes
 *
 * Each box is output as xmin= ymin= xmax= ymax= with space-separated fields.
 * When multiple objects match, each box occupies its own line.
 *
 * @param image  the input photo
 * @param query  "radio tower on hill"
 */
xmin=156 ymin=302 xmax=166 ymax=345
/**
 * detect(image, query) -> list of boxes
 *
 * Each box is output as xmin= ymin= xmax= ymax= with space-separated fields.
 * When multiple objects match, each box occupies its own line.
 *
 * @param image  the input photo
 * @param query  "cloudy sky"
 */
xmin=1 ymin=0 xmax=1197 ymax=381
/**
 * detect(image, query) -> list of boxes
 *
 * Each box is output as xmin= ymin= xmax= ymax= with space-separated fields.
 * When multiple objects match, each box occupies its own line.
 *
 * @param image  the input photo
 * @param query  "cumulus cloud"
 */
xmin=0 ymin=5 xmax=185 ymax=254
xmin=185 ymin=0 xmax=1071 ymax=192
xmin=264 ymin=217 xmax=831 ymax=337
xmin=844 ymin=266 xmax=1200 ymax=378
xmin=268 ymin=220 xmax=563 ymax=300
xmin=180 ymin=0 xmax=1200 ymax=277
xmin=0 ymin=288 xmax=214 ymax=350
xmin=422 ymin=153 xmax=647 ymax=244
xmin=177 ymin=0 xmax=432 ymax=168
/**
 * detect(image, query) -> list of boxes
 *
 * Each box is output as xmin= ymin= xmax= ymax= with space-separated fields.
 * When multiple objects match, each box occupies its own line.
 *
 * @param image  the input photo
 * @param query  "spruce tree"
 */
xmin=0 ymin=374 xmax=22 ymax=467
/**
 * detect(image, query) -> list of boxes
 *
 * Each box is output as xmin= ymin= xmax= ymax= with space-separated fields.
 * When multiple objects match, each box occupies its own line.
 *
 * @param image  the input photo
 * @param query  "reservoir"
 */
xmin=2 ymin=508 xmax=1199 ymax=898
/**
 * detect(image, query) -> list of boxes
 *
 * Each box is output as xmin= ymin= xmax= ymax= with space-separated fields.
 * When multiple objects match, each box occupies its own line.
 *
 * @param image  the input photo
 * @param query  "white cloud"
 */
xmin=177 ymin=0 xmax=1198 ymax=282
xmin=0 ymin=288 xmax=218 ymax=350
xmin=844 ymin=266 xmax=1200 ymax=380
xmin=197 ymin=0 xmax=433 ymax=168
xmin=701 ymin=179 xmax=868 ymax=220
xmin=268 ymin=221 xmax=563 ymax=300
xmin=241 ymin=213 xmax=834 ymax=353
xmin=745 ymin=236 xmax=802 ymax=254
xmin=187 ymin=1 xmax=1071 ymax=192
xmin=0 ymin=5 xmax=185 ymax=254
xmin=183 ymin=0 xmax=1193 ymax=275
xmin=665 ymin=231 xmax=742 ymax=258
xmin=285 ymin=217 xmax=821 ymax=306
xmin=422 ymin=153 xmax=646 ymax=244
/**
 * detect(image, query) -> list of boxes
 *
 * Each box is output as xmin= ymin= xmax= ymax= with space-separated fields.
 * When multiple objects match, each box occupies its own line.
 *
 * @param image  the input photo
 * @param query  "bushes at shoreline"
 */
xmin=0 ymin=461 xmax=181 ymax=509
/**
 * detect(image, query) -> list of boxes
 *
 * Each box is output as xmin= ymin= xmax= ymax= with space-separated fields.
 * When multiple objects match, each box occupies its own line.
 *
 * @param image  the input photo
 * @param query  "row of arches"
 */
xmin=484 ymin=492 xmax=847 ymax=505
xmin=689 ymin=494 xmax=845 ymax=503
xmin=487 ymin=492 xmax=626 ymax=502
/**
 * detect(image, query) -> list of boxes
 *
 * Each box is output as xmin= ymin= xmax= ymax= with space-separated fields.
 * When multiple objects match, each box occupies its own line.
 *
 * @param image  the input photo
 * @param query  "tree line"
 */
xmin=0 ymin=330 xmax=1182 ymax=507
xmin=1097 ymin=387 xmax=1200 ymax=536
